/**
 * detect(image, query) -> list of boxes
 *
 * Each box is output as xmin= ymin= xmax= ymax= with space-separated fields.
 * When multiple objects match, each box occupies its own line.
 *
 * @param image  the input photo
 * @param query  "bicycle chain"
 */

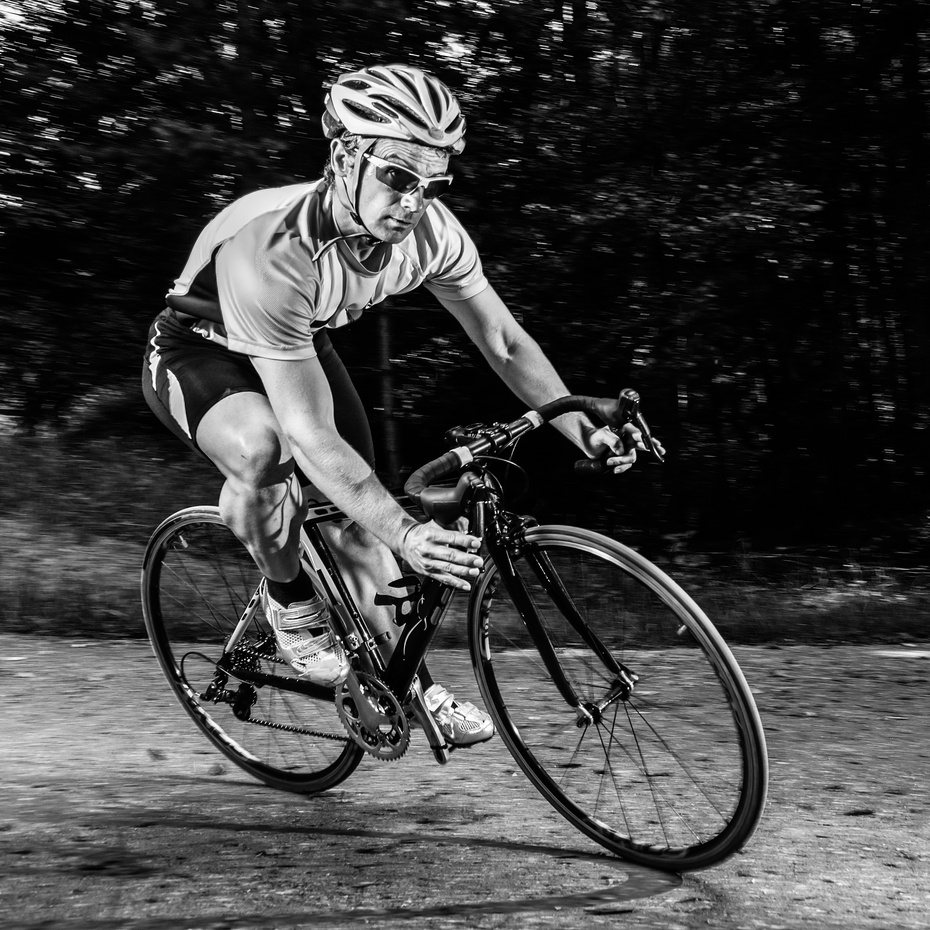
xmin=241 ymin=713 xmax=352 ymax=743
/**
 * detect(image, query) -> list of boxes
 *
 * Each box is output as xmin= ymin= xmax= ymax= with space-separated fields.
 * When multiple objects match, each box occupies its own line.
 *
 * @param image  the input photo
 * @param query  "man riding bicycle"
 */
xmin=143 ymin=63 xmax=643 ymax=747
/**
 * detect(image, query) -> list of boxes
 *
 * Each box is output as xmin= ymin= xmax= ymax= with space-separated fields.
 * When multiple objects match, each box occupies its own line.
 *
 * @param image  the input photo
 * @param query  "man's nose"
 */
xmin=400 ymin=185 xmax=426 ymax=210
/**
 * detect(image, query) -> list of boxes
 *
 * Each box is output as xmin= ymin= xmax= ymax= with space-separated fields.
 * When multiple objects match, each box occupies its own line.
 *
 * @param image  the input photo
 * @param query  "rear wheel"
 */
xmin=141 ymin=506 xmax=362 ymax=793
xmin=470 ymin=525 xmax=768 ymax=871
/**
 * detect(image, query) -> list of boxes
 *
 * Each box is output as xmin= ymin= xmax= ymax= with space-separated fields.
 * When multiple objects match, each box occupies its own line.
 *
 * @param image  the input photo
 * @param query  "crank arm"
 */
xmin=406 ymin=675 xmax=451 ymax=765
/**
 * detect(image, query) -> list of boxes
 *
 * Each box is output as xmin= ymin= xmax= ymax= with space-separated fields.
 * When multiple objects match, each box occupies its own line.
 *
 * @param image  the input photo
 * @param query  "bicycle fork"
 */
xmin=484 ymin=530 xmax=638 ymax=727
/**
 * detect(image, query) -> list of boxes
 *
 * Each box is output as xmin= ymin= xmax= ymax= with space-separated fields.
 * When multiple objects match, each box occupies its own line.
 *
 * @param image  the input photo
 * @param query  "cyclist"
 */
xmin=143 ymin=63 xmax=643 ymax=747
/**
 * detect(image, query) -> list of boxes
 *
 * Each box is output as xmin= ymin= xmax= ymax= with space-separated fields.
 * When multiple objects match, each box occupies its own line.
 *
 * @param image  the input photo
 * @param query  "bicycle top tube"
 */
xmin=403 ymin=390 xmax=662 ymax=509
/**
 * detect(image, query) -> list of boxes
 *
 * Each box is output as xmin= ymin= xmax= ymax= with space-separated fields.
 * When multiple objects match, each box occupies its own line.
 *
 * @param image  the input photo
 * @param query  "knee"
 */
xmin=225 ymin=426 xmax=295 ymax=489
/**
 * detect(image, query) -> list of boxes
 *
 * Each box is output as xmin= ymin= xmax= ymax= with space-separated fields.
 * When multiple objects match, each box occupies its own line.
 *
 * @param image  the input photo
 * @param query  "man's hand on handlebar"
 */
xmin=584 ymin=423 xmax=664 ymax=475
xmin=400 ymin=521 xmax=483 ymax=592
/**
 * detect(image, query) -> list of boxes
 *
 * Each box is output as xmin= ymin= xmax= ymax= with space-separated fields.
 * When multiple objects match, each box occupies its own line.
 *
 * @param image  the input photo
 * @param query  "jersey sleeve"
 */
xmin=215 ymin=222 xmax=322 ymax=360
xmin=420 ymin=202 xmax=489 ymax=302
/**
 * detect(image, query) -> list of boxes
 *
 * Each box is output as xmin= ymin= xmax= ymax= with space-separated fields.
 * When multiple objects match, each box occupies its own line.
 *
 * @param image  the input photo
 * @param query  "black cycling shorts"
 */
xmin=142 ymin=308 xmax=375 ymax=468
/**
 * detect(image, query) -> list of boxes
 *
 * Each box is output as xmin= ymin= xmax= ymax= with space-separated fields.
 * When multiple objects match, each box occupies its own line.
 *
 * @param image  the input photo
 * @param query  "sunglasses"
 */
xmin=362 ymin=152 xmax=453 ymax=200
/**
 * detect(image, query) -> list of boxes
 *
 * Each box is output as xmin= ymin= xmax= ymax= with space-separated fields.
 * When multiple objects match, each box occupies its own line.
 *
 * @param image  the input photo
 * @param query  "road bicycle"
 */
xmin=140 ymin=389 xmax=768 ymax=871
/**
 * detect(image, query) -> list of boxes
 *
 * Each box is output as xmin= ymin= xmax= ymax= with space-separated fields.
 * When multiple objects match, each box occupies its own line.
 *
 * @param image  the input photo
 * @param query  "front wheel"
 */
xmin=141 ymin=506 xmax=363 ymax=793
xmin=469 ymin=525 xmax=768 ymax=871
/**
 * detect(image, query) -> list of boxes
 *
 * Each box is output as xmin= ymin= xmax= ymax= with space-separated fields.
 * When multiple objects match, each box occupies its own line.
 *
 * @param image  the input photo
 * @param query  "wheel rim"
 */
xmin=142 ymin=509 xmax=361 ymax=791
xmin=471 ymin=529 xmax=766 ymax=869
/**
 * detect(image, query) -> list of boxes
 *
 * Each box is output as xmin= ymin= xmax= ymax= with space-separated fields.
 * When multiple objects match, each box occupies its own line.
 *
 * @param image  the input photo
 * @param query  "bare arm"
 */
xmin=251 ymin=354 xmax=481 ymax=588
xmin=438 ymin=285 xmax=642 ymax=472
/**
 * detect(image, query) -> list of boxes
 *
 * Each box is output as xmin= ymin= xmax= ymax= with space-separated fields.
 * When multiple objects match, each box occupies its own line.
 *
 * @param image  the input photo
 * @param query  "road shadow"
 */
xmin=5 ymin=811 xmax=681 ymax=930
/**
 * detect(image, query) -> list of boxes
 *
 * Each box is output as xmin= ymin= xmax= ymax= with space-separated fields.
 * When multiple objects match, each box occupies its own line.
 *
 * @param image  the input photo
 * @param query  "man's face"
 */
xmin=351 ymin=139 xmax=451 ymax=243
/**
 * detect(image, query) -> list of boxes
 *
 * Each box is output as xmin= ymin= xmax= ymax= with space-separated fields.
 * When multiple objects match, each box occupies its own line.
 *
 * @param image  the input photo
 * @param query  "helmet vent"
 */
xmin=387 ymin=99 xmax=430 ymax=131
xmin=343 ymin=100 xmax=390 ymax=125
xmin=425 ymin=81 xmax=446 ymax=120
xmin=391 ymin=67 xmax=421 ymax=98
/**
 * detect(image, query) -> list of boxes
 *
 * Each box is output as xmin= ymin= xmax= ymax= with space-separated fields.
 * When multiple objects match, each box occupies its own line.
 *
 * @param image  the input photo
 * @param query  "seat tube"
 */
xmin=385 ymin=580 xmax=455 ymax=699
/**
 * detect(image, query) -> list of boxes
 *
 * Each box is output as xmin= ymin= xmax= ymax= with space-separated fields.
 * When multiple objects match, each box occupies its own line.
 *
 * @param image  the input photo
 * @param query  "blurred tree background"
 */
xmin=2 ymin=0 xmax=928 ymax=560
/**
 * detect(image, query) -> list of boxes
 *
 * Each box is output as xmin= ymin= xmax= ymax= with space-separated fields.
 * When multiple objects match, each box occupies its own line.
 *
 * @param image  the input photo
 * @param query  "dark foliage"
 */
xmin=2 ymin=0 xmax=928 ymax=551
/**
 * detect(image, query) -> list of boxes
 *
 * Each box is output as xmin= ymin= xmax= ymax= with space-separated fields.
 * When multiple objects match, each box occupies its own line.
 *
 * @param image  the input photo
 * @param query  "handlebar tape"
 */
xmin=404 ymin=447 xmax=474 ymax=502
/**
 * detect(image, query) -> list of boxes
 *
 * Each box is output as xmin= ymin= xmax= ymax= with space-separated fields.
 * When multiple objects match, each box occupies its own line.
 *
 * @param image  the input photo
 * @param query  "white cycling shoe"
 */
xmin=424 ymin=683 xmax=495 ymax=747
xmin=261 ymin=582 xmax=349 ymax=687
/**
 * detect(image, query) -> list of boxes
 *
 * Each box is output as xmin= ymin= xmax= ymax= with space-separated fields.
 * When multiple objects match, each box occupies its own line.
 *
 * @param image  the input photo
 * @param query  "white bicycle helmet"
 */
xmin=323 ymin=64 xmax=466 ymax=154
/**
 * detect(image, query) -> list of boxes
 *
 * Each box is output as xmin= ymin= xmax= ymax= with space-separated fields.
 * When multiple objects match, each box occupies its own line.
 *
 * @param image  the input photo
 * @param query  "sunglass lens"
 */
xmin=376 ymin=164 xmax=419 ymax=194
xmin=423 ymin=178 xmax=452 ymax=199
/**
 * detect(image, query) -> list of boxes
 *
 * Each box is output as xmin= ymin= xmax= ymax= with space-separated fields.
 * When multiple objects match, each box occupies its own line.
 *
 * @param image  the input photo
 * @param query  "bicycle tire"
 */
xmin=469 ymin=525 xmax=768 ymax=871
xmin=141 ymin=506 xmax=363 ymax=793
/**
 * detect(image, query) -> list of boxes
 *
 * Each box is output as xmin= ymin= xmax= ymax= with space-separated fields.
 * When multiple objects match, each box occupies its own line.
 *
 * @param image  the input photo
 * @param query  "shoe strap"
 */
xmin=273 ymin=596 xmax=328 ymax=632
xmin=424 ymin=684 xmax=453 ymax=713
xmin=288 ymin=630 xmax=336 ymax=660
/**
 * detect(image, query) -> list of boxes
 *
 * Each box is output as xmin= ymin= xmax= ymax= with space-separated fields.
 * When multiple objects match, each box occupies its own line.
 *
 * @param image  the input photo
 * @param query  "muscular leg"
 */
xmin=195 ymin=390 xmax=306 ymax=583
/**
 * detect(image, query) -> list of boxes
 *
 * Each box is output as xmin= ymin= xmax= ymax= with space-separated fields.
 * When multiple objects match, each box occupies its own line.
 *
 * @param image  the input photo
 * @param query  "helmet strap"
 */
xmin=334 ymin=137 xmax=380 ymax=245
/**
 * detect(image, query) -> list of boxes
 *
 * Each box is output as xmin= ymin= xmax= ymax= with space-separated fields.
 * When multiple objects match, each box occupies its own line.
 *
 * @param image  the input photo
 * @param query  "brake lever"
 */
xmin=616 ymin=389 xmax=664 ymax=463
xmin=576 ymin=388 xmax=665 ymax=474
xmin=629 ymin=402 xmax=665 ymax=465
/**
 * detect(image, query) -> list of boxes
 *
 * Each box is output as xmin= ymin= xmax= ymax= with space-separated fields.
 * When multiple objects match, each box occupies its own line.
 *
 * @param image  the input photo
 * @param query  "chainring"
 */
xmin=335 ymin=671 xmax=409 ymax=761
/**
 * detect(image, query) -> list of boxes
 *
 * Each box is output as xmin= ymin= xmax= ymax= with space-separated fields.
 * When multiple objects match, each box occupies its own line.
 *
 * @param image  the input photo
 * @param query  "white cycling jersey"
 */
xmin=167 ymin=180 xmax=488 ymax=360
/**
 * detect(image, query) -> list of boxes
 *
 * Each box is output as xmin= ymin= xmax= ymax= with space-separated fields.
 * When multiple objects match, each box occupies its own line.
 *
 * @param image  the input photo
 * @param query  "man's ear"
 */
xmin=331 ymin=139 xmax=352 ymax=178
